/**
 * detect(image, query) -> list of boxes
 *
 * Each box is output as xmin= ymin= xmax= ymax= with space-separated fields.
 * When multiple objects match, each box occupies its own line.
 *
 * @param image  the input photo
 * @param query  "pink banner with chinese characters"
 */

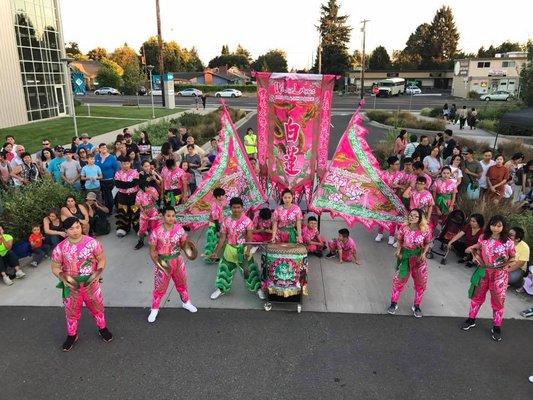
xmin=255 ymin=72 xmax=336 ymax=201
xmin=175 ymin=104 xmax=267 ymax=230
xmin=311 ymin=103 xmax=407 ymax=230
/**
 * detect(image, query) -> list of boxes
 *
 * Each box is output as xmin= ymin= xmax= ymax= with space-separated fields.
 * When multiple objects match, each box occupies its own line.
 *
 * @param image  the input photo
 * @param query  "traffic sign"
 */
xmin=371 ymin=86 xmax=379 ymax=95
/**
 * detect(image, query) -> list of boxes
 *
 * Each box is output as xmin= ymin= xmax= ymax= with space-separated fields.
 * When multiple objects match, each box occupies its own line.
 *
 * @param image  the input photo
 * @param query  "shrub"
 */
xmin=174 ymin=84 xmax=257 ymax=94
xmin=420 ymin=107 xmax=442 ymax=118
xmin=365 ymin=110 xmax=390 ymax=124
xmin=367 ymin=110 xmax=444 ymax=131
xmin=0 ymin=177 xmax=83 ymax=242
xmin=74 ymin=99 xmax=82 ymax=107
xmin=477 ymin=119 xmax=499 ymax=132
xmin=467 ymin=90 xmax=480 ymax=100
xmin=477 ymin=104 xmax=521 ymax=121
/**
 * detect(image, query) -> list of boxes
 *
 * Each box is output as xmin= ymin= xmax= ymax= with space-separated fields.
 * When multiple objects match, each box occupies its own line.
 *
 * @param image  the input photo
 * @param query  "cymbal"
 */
xmin=183 ymin=240 xmax=198 ymax=260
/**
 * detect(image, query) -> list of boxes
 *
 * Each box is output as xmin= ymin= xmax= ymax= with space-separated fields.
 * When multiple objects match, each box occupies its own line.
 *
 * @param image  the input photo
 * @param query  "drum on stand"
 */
xmin=261 ymin=243 xmax=308 ymax=313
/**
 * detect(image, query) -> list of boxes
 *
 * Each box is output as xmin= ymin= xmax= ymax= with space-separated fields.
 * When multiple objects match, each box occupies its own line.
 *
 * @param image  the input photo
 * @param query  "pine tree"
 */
xmin=403 ymin=23 xmax=433 ymax=68
xmin=235 ymin=44 xmax=252 ymax=63
xmin=429 ymin=6 xmax=459 ymax=63
xmin=368 ymin=46 xmax=392 ymax=70
xmin=221 ymin=45 xmax=230 ymax=55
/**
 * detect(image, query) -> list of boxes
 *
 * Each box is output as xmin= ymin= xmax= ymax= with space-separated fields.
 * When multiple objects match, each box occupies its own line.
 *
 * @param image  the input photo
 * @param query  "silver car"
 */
xmin=177 ymin=88 xmax=203 ymax=97
xmin=480 ymin=90 xmax=512 ymax=101
xmin=94 ymin=87 xmax=120 ymax=95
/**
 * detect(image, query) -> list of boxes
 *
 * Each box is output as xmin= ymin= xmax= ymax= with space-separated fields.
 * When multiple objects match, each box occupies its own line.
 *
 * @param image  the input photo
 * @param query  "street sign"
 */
xmin=371 ymin=86 xmax=379 ymax=95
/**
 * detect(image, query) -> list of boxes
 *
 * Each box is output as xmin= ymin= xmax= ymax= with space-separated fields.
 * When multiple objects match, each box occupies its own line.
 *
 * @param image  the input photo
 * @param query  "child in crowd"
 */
xmin=302 ymin=216 xmax=327 ymax=257
xmin=432 ymin=166 xmax=458 ymax=224
xmin=326 ymin=228 xmax=360 ymax=264
xmin=134 ymin=184 xmax=160 ymax=250
xmin=81 ymin=153 xmax=103 ymax=201
xmin=404 ymin=176 xmax=434 ymax=219
xmin=180 ymin=161 xmax=197 ymax=196
xmin=251 ymin=207 xmax=273 ymax=243
xmin=203 ymin=187 xmax=226 ymax=263
xmin=271 ymin=189 xmax=303 ymax=244
xmin=409 ymin=161 xmax=432 ymax=190
xmin=28 ymin=225 xmax=50 ymax=267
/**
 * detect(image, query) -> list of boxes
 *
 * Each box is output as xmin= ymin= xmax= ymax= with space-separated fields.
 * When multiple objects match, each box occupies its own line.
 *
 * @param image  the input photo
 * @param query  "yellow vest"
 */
xmin=244 ymin=133 xmax=257 ymax=155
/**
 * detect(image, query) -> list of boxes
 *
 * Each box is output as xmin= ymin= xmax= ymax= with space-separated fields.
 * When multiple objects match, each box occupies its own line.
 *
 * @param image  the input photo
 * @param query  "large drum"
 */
xmin=261 ymin=243 xmax=308 ymax=298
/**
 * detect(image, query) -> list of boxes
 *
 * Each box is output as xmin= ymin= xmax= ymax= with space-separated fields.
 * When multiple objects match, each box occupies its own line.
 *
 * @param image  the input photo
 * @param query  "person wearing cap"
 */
xmin=84 ymin=192 xmax=110 ymax=236
xmin=81 ymin=153 xmax=103 ymax=201
xmin=114 ymin=156 xmax=140 ymax=237
xmin=60 ymin=149 xmax=82 ymax=190
xmin=77 ymin=133 xmax=96 ymax=156
xmin=47 ymin=146 xmax=66 ymax=183
xmin=134 ymin=183 xmax=160 ymax=250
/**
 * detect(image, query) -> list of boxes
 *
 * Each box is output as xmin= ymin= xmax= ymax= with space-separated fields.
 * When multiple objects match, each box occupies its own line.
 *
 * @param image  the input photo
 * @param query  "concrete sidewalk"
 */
xmin=1 ymin=214 xmax=531 ymax=320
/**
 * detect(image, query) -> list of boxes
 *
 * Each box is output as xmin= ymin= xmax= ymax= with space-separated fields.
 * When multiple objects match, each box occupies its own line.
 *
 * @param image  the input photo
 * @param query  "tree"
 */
xmin=429 ymin=6 xmax=459 ymax=63
xmin=221 ymin=45 xmax=230 ymax=55
xmin=208 ymin=54 xmax=250 ymax=70
xmin=495 ymin=41 xmax=523 ymax=54
xmin=122 ymin=62 xmax=146 ymax=95
xmin=403 ymin=23 xmax=433 ymax=68
xmin=110 ymin=43 xmax=138 ymax=69
xmin=65 ymin=41 xmax=81 ymax=58
xmin=351 ymin=50 xmax=368 ymax=69
xmin=189 ymin=47 xmax=205 ymax=71
xmin=251 ymin=50 xmax=288 ymax=72
xmin=314 ymin=0 xmax=352 ymax=75
xmin=96 ymin=58 xmax=123 ymax=89
xmin=73 ymin=53 xmax=89 ymax=61
xmin=368 ymin=46 xmax=391 ymax=70
xmin=87 ymin=47 xmax=108 ymax=61
xmin=519 ymin=41 xmax=533 ymax=106
xmin=392 ymin=50 xmax=418 ymax=69
xmin=140 ymin=37 xmax=204 ymax=72
xmin=234 ymin=44 xmax=252 ymax=63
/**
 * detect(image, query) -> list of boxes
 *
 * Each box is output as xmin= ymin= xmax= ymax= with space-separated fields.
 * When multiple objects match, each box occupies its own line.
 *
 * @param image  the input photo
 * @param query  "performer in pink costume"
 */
xmin=431 ymin=166 xmax=457 ymax=224
xmin=134 ymin=184 xmax=160 ymax=250
xmin=326 ymin=228 xmax=360 ymax=264
xmin=387 ymin=208 xmax=432 ymax=318
xmin=405 ymin=176 xmax=434 ymax=219
xmin=51 ymin=217 xmax=113 ymax=351
xmin=148 ymin=206 xmax=197 ymax=323
xmin=161 ymin=158 xmax=188 ymax=208
xmin=271 ymin=189 xmax=303 ymax=244
xmin=302 ymin=215 xmax=327 ymax=256
xmin=376 ymin=156 xmax=403 ymax=245
xmin=202 ymin=188 xmax=226 ymax=263
xmin=251 ymin=207 xmax=273 ymax=243
xmin=409 ymin=161 xmax=432 ymax=189
xmin=114 ymin=156 xmax=140 ymax=237
xmin=461 ymin=215 xmax=516 ymax=342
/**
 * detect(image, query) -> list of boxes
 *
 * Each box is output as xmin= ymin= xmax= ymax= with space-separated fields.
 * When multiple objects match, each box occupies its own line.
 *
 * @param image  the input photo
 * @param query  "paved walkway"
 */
xmin=1 ymin=214 xmax=531 ymax=320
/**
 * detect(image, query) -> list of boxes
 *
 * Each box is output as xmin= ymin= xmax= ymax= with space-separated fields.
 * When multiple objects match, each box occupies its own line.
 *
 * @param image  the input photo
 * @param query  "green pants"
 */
xmin=215 ymin=245 xmax=261 ymax=293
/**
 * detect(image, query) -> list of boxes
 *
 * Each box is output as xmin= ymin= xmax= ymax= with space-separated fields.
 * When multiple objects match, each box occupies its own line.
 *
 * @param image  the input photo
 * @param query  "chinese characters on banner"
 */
xmin=175 ymin=105 xmax=267 ymax=230
xmin=255 ymin=72 xmax=336 ymax=202
xmin=311 ymin=105 xmax=407 ymax=230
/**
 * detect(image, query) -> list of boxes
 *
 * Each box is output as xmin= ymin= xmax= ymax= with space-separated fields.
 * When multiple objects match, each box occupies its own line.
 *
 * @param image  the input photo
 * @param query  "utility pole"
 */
xmin=360 ymin=19 xmax=370 ymax=101
xmin=155 ymin=0 xmax=165 ymax=106
xmin=318 ymin=43 xmax=322 ymax=74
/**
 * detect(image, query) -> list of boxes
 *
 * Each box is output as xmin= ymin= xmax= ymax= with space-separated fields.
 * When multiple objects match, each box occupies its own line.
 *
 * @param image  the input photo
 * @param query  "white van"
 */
xmin=376 ymin=78 xmax=405 ymax=97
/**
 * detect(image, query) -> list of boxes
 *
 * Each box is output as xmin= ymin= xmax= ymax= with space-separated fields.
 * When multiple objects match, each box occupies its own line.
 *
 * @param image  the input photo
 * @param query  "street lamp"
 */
xmin=360 ymin=19 xmax=370 ymax=101
xmin=147 ymin=65 xmax=155 ymax=119
xmin=61 ymin=57 xmax=79 ymax=137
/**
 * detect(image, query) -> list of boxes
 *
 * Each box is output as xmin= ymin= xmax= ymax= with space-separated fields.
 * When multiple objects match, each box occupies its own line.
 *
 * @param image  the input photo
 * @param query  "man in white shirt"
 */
xmin=9 ymin=145 xmax=25 ymax=169
xmin=478 ymin=149 xmax=496 ymax=190
xmin=175 ymin=136 xmax=206 ymax=159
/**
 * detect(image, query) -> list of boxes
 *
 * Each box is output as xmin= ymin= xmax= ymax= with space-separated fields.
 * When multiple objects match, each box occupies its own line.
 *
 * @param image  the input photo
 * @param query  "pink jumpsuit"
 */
xmin=390 ymin=225 xmax=432 ymax=306
xmin=409 ymin=173 xmax=432 ymax=190
xmin=272 ymin=204 xmax=302 ymax=243
xmin=251 ymin=211 xmax=273 ymax=243
xmin=149 ymin=223 xmax=190 ymax=309
xmin=378 ymin=169 xmax=404 ymax=235
xmin=468 ymin=237 xmax=515 ymax=327
xmin=328 ymin=237 xmax=357 ymax=262
xmin=51 ymin=236 xmax=107 ymax=336
xmin=136 ymin=187 xmax=160 ymax=238
xmin=302 ymin=225 xmax=326 ymax=252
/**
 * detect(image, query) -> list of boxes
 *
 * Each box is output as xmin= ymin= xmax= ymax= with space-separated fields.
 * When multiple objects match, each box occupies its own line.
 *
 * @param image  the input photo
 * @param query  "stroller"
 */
xmin=427 ymin=209 xmax=466 ymax=265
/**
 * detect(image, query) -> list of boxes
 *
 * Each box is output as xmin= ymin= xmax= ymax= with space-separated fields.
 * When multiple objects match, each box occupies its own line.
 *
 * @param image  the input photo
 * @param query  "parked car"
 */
xmin=177 ymin=88 xmax=202 ymax=97
xmin=405 ymin=85 xmax=422 ymax=95
xmin=94 ymin=87 xmax=120 ymax=95
xmin=138 ymin=86 xmax=147 ymax=96
xmin=149 ymin=89 xmax=162 ymax=96
xmin=215 ymin=89 xmax=243 ymax=98
xmin=480 ymin=90 xmax=512 ymax=101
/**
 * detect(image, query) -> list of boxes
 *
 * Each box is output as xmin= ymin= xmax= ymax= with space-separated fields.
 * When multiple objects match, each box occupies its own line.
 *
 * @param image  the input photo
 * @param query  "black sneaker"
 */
xmin=325 ymin=252 xmax=336 ymax=259
xmin=313 ymin=250 xmax=324 ymax=258
xmin=134 ymin=238 xmax=144 ymax=250
xmin=491 ymin=327 xmax=502 ymax=342
xmin=62 ymin=335 xmax=78 ymax=352
xmin=465 ymin=261 xmax=475 ymax=268
xmin=387 ymin=302 xmax=398 ymax=315
xmin=98 ymin=327 xmax=113 ymax=342
xmin=460 ymin=318 xmax=476 ymax=331
xmin=457 ymin=258 xmax=465 ymax=264
xmin=412 ymin=305 xmax=423 ymax=318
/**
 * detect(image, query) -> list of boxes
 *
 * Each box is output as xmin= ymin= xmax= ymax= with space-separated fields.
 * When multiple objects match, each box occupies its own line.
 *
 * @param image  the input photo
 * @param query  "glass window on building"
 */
xmin=477 ymin=61 xmax=491 ymax=68
xmin=11 ymin=0 xmax=68 ymax=122
xmin=502 ymin=61 xmax=516 ymax=68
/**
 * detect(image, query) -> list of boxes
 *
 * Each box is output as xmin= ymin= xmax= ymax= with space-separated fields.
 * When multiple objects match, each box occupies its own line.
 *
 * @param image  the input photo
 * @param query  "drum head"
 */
xmin=266 ymin=243 xmax=307 ymax=255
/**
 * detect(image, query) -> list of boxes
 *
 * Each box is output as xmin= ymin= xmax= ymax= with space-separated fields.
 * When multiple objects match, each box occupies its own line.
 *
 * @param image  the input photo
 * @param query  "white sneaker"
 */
xmin=257 ymin=289 xmax=266 ymax=300
xmin=147 ymin=309 xmax=159 ymax=323
xmin=15 ymin=270 xmax=26 ymax=279
xmin=182 ymin=301 xmax=198 ymax=313
xmin=388 ymin=236 xmax=396 ymax=246
xmin=210 ymin=288 xmax=224 ymax=300
xmin=116 ymin=229 xmax=127 ymax=238
xmin=31 ymin=261 xmax=38 ymax=267
xmin=3 ymin=275 xmax=13 ymax=286
xmin=392 ymin=241 xmax=398 ymax=248
xmin=375 ymin=233 xmax=383 ymax=242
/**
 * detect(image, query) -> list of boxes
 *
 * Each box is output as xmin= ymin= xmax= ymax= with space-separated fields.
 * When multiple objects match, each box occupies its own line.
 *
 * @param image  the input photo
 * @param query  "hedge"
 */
xmin=174 ymin=84 xmax=257 ymax=94
xmin=366 ymin=110 xmax=445 ymax=131
xmin=0 ymin=177 xmax=83 ymax=242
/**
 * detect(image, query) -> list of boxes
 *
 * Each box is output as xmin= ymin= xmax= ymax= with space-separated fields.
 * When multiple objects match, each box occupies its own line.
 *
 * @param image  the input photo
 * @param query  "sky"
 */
xmin=60 ymin=0 xmax=532 ymax=69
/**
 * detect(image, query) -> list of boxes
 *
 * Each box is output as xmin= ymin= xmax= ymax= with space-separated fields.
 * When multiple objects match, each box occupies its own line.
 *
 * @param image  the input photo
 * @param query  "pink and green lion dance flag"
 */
xmin=176 ymin=105 xmax=267 ymax=229
xmin=311 ymin=104 xmax=407 ymax=230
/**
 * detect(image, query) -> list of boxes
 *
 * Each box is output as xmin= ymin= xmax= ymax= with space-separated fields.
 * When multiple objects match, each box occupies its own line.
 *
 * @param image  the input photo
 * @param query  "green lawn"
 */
xmin=76 ymin=105 xmax=183 ymax=119
xmin=0 ymin=117 xmax=144 ymax=154
xmin=0 ymin=106 xmax=185 ymax=153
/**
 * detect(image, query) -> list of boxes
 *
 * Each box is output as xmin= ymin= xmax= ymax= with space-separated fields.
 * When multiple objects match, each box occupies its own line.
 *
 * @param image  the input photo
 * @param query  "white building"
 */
xmin=451 ymin=53 xmax=527 ymax=98
xmin=0 ymin=0 xmax=71 ymax=129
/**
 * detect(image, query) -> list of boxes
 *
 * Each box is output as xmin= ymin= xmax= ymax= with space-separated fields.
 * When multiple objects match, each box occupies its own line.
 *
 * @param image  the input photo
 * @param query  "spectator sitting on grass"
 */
xmin=11 ymin=151 xmax=39 ymax=186
xmin=0 ymin=224 xmax=26 ymax=286
xmin=43 ymin=208 xmax=65 ymax=249
xmin=447 ymin=213 xmax=484 ymax=267
xmin=61 ymin=196 xmax=90 ymax=235
xmin=508 ymin=227 xmax=530 ymax=289
xmin=175 ymin=136 xmax=206 ymax=159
